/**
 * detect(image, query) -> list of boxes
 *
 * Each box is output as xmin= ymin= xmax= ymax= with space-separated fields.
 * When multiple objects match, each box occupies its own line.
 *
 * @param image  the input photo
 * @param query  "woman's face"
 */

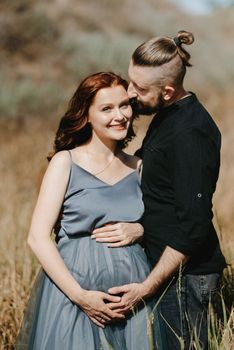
xmin=88 ymin=84 xmax=132 ymax=142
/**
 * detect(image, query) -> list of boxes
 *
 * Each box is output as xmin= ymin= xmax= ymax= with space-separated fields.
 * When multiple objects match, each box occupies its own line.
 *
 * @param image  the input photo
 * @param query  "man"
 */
xmin=92 ymin=30 xmax=226 ymax=349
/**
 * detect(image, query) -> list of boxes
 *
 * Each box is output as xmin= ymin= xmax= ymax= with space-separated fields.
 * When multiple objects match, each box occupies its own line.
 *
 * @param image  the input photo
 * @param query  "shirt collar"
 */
xmin=161 ymin=92 xmax=197 ymax=115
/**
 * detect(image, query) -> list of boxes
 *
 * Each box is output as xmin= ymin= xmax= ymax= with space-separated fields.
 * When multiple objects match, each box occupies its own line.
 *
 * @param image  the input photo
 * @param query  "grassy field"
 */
xmin=0 ymin=0 xmax=234 ymax=349
xmin=0 ymin=117 xmax=233 ymax=349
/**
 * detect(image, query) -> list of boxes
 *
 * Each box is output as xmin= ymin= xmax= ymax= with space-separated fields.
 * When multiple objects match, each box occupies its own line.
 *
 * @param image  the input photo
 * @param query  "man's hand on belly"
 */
xmin=106 ymin=283 xmax=150 ymax=314
xmin=107 ymin=246 xmax=188 ymax=315
xmin=91 ymin=222 xmax=144 ymax=247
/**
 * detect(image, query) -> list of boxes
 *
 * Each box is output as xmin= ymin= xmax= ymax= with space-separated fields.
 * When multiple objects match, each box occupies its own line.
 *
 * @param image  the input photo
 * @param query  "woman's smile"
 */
xmin=108 ymin=121 xmax=128 ymax=130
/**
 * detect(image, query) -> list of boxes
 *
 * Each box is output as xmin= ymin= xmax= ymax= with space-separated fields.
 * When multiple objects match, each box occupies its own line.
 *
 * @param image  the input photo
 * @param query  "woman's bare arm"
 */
xmin=28 ymin=151 xmax=123 ymax=327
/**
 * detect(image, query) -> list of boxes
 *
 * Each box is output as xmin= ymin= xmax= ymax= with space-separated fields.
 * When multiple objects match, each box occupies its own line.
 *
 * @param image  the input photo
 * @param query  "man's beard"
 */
xmin=131 ymin=94 xmax=165 ymax=116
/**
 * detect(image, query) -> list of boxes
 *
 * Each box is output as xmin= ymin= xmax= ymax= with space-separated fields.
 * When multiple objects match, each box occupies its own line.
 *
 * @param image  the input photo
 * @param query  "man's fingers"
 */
xmin=91 ymin=232 xmax=121 ymax=239
xmin=107 ymin=302 xmax=133 ymax=314
xmin=108 ymin=240 xmax=129 ymax=248
xmin=102 ymin=293 xmax=121 ymax=303
xmin=91 ymin=232 xmax=112 ymax=239
xmin=96 ymin=236 xmax=123 ymax=243
xmin=92 ymin=224 xmax=119 ymax=234
xmin=108 ymin=285 xmax=128 ymax=295
xmin=92 ymin=227 xmax=113 ymax=234
xmin=92 ymin=231 xmax=113 ymax=238
xmin=107 ymin=301 xmax=125 ymax=309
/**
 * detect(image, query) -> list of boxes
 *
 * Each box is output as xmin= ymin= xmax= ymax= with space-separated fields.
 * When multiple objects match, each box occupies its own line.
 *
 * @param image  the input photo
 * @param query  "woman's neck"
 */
xmin=85 ymin=134 xmax=118 ymax=158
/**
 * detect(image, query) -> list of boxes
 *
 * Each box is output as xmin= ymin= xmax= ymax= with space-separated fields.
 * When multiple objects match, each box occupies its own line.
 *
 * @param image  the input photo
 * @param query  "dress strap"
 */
xmin=65 ymin=150 xmax=73 ymax=190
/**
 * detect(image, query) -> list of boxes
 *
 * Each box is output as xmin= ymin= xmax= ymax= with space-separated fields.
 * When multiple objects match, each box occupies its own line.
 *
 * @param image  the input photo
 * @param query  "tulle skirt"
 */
xmin=15 ymin=235 xmax=163 ymax=350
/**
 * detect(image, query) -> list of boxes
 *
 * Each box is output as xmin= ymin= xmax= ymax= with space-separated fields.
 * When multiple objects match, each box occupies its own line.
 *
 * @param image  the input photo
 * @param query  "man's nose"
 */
xmin=127 ymin=82 xmax=137 ymax=99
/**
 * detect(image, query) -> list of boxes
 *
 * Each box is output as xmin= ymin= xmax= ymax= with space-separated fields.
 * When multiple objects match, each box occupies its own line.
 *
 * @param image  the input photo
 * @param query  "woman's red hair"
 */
xmin=49 ymin=72 xmax=136 ymax=160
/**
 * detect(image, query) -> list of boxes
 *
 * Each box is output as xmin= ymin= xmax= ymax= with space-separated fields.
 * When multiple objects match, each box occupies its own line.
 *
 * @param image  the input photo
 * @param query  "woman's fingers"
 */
xmin=109 ymin=307 xmax=130 ymax=314
xmin=100 ymin=293 xmax=125 ymax=319
xmin=104 ymin=307 xmax=125 ymax=319
xmin=90 ymin=316 xmax=105 ymax=328
xmin=82 ymin=291 xmax=125 ymax=324
xmin=98 ymin=313 xmax=111 ymax=322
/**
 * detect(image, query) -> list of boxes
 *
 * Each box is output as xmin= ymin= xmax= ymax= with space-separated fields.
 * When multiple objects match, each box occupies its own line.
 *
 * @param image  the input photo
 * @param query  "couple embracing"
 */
xmin=16 ymin=30 xmax=225 ymax=350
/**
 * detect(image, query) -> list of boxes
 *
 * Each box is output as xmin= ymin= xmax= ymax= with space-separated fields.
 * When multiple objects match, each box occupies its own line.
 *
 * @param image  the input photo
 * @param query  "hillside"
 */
xmin=0 ymin=0 xmax=234 ymax=257
xmin=0 ymin=1 xmax=234 ymax=348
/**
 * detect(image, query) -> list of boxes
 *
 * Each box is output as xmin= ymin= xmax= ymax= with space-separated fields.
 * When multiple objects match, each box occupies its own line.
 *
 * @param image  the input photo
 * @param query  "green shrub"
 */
xmin=0 ymin=79 xmax=65 ymax=119
xmin=64 ymin=32 xmax=141 ymax=78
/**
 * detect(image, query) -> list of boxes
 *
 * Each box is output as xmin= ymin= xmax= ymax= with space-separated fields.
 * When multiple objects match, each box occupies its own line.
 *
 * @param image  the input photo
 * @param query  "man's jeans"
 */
xmin=156 ymin=273 xmax=221 ymax=350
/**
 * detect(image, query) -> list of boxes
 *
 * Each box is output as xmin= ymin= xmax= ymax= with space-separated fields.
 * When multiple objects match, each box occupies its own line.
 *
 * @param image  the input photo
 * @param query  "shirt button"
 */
xmin=197 ymin=193 xmax=202 ymax=198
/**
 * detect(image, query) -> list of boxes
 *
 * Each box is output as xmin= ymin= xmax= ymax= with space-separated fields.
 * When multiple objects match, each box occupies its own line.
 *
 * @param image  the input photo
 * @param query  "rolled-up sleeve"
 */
xmin=167 ymin=128 xmax=220 ymax=256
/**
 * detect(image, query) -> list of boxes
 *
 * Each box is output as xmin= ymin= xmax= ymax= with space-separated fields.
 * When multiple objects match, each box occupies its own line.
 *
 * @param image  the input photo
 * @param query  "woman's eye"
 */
xmin=102 ymin=106 xmax=111 ymax=112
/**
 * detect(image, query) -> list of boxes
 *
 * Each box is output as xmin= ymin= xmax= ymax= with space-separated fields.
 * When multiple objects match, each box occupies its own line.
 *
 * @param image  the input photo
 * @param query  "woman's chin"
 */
xmin=108 ymin=128 xmax=128 ymax=140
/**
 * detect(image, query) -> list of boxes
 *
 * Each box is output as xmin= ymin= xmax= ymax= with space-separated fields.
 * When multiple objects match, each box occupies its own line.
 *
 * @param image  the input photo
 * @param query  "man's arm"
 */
xmin=108 ymin=128 xmax=217 ymax=311
xmin=165 ymin=127 xmax=218 ymax=255
xmin=107 ymin=246 xmax=188 ymax=313
xmin=142 ymin=246 xmax=188 ymax=295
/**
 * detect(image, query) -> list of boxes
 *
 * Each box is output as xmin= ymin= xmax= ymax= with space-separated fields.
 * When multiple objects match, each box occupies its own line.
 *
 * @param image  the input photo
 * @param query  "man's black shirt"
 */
xmin=138 ymin=93 xmax=226 ymax=274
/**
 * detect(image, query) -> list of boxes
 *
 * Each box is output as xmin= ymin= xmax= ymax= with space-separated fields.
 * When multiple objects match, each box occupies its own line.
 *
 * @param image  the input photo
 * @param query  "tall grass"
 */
xmin=0 ymin=121 xmax=52 ymax=349
xmin=0 ymin=118 xmax=233 ymax=349
xmin=0 ymin=1 xmax=234 ymax=349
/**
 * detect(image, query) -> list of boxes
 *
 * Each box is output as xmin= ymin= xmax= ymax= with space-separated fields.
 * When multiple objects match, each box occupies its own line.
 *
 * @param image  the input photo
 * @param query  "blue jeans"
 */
xmin=156 ymin=273 xmax=221 ymax=350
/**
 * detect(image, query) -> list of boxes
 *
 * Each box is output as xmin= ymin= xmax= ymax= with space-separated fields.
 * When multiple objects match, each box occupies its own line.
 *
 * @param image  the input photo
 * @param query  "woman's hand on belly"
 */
xmin=76 ymin=289 xmax=125 ymax=327
xmin=91 ymin=222 xmax=144 ymax=247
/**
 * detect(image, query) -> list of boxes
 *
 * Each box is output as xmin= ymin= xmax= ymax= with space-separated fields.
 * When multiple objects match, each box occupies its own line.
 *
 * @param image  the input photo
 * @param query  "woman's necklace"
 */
xmin=85 ymin=147 xmax=116 ymax=176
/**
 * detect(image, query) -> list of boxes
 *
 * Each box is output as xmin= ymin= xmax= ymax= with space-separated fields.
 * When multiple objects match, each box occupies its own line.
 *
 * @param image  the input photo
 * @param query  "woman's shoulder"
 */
xmin=40 ymin=151 xmax=72 ymax=192
xmin=48 ymin=150 xmax=72 ymax=173
xmin=50 ymin=150 xmax=71 ymax=163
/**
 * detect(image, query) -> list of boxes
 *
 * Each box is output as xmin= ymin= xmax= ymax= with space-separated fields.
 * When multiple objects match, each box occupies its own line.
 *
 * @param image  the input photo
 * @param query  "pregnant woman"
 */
xmin=15 ymin=72 xmax=162 ymax=350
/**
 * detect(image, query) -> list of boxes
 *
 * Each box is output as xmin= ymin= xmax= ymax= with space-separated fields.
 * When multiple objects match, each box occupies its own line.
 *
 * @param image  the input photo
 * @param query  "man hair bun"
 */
xmin=176 ymin=30 xmax=194 ymax=46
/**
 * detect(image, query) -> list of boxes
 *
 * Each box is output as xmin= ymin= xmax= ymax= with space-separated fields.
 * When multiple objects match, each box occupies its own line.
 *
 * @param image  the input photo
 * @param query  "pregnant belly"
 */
xmin=58 ymin=234 xmax=151 ymax=292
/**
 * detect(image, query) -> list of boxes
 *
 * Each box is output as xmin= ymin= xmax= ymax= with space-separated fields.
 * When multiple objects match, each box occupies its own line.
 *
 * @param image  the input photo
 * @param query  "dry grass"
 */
xmin=0 ymin=0 xmax=234 ymax=349
xmin=0 ymin=116 xmax=233 ymax=349
xmin=0 ymin=120 xmax=52 ymax=349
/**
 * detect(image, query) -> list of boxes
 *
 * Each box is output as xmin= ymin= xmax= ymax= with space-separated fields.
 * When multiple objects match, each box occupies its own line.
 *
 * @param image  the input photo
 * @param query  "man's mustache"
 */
xmin=129 ymin=97 xmax=141 ymax=116
xmin=130 ymin=96 xmax=165 ymax=115
xmin=129 ymin=97 xmax=157 ymax=115
xmin=129 ymin=97 xmax=138 ymax=109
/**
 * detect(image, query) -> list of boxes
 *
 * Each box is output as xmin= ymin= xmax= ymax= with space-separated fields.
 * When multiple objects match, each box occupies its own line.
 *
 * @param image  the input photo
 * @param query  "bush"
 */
xmin=0 ymin=79 xmax=66 ymax=120
xmin=0 ymin=6 xmax=58 ymax=57
xmin=63 ymin=32 xmax=141 ymax=78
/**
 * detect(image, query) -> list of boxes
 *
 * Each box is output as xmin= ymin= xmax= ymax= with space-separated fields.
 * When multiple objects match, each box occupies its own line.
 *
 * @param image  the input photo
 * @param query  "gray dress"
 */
xmin=15 ymin=154 xmax=162 ymax=350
